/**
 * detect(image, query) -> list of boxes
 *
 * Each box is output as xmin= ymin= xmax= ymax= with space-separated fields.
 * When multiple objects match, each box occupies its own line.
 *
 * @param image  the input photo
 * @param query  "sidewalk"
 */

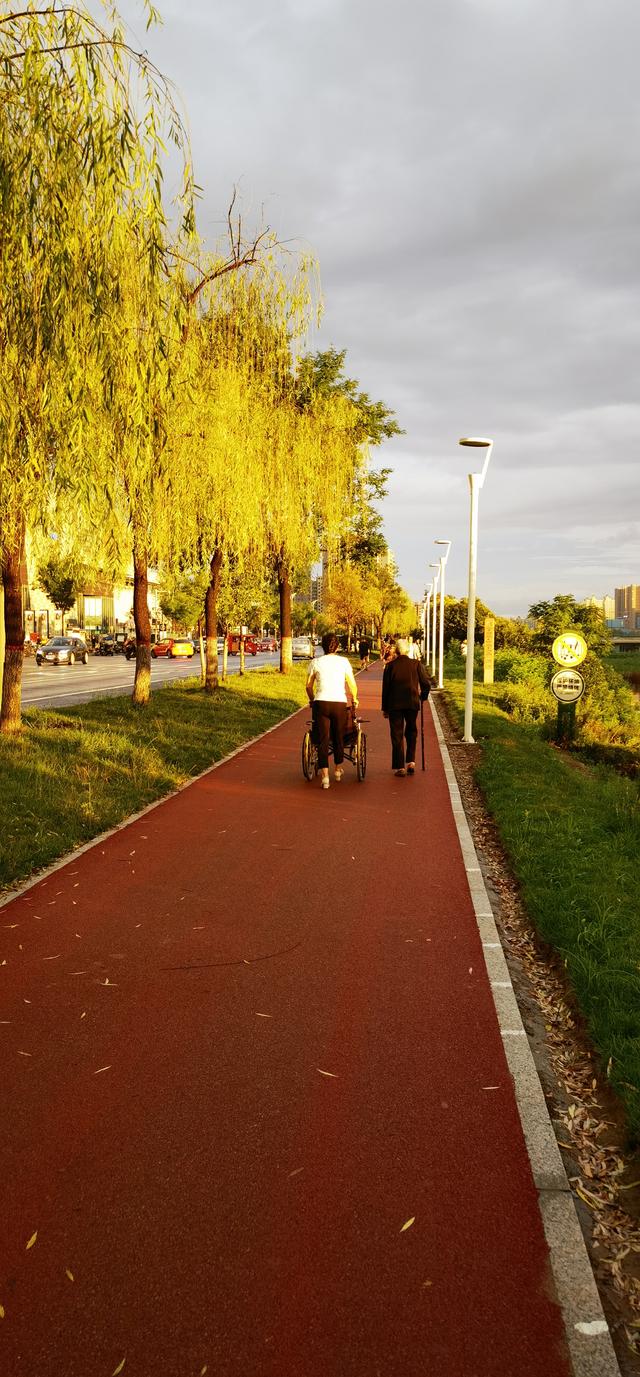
xmin=0 ymin=666 xmax=606 ymax=1375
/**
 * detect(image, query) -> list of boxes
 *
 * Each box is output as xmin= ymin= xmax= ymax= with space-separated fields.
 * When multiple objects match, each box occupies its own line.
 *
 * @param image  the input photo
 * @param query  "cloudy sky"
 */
xmin=119 ymin=0 xmax=639 ymax=614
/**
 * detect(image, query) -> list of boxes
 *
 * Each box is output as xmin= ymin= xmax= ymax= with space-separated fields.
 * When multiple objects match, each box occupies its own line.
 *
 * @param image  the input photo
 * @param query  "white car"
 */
xmin=292 ymin=635 xmax=313 ymax=658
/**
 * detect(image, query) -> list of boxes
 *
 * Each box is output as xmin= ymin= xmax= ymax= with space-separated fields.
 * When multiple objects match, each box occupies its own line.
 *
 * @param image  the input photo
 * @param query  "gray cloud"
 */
xmin=119 ymin=0 xmax=640 ymax=613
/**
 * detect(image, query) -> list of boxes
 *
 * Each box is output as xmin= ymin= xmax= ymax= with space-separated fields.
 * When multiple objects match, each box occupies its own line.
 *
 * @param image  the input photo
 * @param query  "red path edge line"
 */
xmin=0 ymin=665 xmax=574 ymax=1376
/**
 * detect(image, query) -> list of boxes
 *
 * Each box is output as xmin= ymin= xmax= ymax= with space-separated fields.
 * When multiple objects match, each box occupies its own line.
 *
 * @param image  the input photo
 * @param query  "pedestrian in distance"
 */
xmin=381 ymin=634 xmax=396 ymax=664
xmin=382 ymin=637 xmax=431 ymax=776
xmin=406 ymin=635 xmax=421 ymax=660
xmin=358 ymin=636 xmax=371 ymax=669
xmin=306 ymin=633 xmax=359 ymax=790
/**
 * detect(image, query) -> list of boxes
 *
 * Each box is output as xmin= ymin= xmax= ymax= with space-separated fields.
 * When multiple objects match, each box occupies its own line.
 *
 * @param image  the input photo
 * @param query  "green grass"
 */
xmin=443 ymin=658 xmax=640 ymax=1139
xmin=1 ymin=666 xmax=309 ymax=894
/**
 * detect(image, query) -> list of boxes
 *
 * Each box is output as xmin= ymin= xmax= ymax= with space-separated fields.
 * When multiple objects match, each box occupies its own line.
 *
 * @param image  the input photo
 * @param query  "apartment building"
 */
xmin=614 ymin=585 xmax=640 ymax=630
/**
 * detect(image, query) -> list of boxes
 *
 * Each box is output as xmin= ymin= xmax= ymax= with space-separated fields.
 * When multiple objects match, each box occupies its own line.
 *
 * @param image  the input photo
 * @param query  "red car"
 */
xmin=151 ymin=637 xmax=194 ymax=659
xmin=258 ymin=636 xmax=278 ymax=653
xmin=227 ymin=633 xmax=258 ymax=656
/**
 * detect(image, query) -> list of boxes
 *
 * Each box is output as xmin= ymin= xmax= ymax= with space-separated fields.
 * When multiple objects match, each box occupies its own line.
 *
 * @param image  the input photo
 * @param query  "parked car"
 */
xmin=151 ymin=637 xmax=194 ymax=659
xmin=36 ymin=636 xmax=89 ymax=666
xmin=292 ymin=635 xmax=313 ymax=658
xmin=258 ymin=636 xmax=278 ymax=653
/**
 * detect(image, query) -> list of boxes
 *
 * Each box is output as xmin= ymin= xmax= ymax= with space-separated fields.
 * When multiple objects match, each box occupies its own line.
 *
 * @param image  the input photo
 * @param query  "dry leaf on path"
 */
xmin=25 ymin=1231 xmax=37 ymax=1250
xmin=317 ymin=1069 xmax=338 ymax=1078
xmin=400 ymin=1217 xmax=415 ymax=1233
xmin=112 ymin=1360 xmax=126 ymax=1376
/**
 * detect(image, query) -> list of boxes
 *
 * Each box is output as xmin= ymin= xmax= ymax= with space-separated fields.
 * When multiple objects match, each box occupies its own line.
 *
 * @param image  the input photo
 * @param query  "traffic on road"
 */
xmin=21 ymin=644 xmax=286 ymax=711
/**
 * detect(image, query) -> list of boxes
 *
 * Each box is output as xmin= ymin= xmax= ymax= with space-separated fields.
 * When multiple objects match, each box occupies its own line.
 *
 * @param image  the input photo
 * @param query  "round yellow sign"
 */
xmin=551 ymin=632 xmax=587 ymax=667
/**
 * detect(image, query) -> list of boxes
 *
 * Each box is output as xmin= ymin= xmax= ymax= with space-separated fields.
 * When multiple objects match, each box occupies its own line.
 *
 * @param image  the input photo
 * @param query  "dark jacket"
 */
xmin=382 ymin=654 xmax=431 ymax=713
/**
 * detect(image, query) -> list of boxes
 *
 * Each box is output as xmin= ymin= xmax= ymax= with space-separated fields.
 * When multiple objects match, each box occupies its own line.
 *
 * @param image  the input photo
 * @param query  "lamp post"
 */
xmin=459 ymin=437 xmax=493 ymax=742
xmin=434 ymin=538 xmax=452 ymax=689
xmin=429 ymin=563 xmax=440 ymax=679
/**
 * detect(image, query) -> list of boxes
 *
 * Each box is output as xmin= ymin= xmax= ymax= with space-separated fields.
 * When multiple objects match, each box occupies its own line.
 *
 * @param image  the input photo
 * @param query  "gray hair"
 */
xmin=395 ymin=637 xmax=409 ymax=656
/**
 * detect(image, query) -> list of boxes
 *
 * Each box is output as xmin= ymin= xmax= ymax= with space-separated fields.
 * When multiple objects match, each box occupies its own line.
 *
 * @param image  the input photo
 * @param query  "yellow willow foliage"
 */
xmin=0 ymin=0 xmax=193 ymax=560
xmin=167 ymin=245 xmax=320 ymax=575
xmin=264 ymin=387 xmax=362 ymax=578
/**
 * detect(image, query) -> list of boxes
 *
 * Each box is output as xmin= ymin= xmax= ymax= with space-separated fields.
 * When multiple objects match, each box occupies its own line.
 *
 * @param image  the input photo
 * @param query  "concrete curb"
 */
xmin=429 ymin=697 xmax=621 ymax=1377
xmin=0 ymin=698 xmax=309 ymax=913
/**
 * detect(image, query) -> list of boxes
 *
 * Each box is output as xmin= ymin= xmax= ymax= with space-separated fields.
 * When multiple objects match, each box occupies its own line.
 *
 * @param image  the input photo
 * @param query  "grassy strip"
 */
xmin=1 ymin=666 xmax=310 ymax=894
xmin=442 ymin=660 xmax=640 ymax=1139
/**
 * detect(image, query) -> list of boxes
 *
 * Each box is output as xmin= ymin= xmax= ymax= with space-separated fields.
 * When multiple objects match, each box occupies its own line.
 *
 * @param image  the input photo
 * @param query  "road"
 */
xmin=20 ymin=648 xmax=285 ymax=710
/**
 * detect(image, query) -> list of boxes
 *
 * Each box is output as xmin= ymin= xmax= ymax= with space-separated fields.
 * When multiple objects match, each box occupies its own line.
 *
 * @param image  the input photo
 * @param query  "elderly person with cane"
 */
xmin=381 ymin=637 xmax=431 ymax=776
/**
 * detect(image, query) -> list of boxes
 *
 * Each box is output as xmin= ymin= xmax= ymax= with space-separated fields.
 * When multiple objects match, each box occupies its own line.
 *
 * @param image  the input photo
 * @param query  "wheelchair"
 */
xmin=302 ymin=705 xmax=367 ymax=783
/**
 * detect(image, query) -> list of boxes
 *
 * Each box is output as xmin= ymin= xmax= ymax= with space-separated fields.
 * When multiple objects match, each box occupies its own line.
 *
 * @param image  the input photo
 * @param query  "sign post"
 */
xmin=550 ymin=634 xmax=587 ymax=744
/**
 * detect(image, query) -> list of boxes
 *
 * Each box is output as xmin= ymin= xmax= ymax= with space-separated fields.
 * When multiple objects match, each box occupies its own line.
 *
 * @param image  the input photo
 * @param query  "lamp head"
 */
xmin=459 ymin=436 xmax=493 ymax=486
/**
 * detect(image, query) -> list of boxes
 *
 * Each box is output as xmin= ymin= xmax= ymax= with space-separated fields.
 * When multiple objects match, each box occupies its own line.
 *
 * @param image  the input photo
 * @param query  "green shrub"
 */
xmin=493 ymin=648 xmax=549 ymax=689
xmin=495 ymin=681 xmax=554 ymax=725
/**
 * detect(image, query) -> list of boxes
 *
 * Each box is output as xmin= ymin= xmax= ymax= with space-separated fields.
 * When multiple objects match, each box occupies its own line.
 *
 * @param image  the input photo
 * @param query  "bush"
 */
xmin=495 ymin=681 xmax=554 ymax=725
xmin=493 ymin=648 xmax=549 ymax=689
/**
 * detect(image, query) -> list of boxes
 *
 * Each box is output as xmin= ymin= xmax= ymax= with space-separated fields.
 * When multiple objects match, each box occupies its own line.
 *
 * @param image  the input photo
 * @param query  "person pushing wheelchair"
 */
xmin=306 ymin=633 xmax=359 ymax=790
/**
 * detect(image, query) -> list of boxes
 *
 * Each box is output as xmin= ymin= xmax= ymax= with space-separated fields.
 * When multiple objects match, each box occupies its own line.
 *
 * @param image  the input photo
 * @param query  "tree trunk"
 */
xmin=277 ymin=556 xmax=292 ymax=674
xmin=239 ymin=636 xmax=245 ymax=676
xmin=132 ymin=538 xmax=152 ymax=706
xmin=204 ymin=547 xmax=223 ymax=693
xmin=0 ymin=521 xmax=26 ymax=734
xmin=222 ymin=633 xmax=228 ymax=682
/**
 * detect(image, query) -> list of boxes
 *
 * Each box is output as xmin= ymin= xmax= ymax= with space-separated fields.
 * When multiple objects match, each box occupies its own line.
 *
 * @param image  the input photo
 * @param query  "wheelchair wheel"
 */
xmin=302 ymin=731 xmax=317 ymax=781
xmin=355 ymin=729 xmax=367 ymax=782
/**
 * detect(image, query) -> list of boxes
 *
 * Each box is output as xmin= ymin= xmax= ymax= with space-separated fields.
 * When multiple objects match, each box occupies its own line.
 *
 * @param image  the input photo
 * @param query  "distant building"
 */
xmin=614 ymin=585 xmax=640 ymax=630
xmin=584 ymin=594 xmax=615 ymax=621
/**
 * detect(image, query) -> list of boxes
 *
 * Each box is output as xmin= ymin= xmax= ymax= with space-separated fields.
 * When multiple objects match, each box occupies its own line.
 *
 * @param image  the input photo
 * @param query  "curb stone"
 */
xmin=429 ymin=697 xmax=621 ymax=1377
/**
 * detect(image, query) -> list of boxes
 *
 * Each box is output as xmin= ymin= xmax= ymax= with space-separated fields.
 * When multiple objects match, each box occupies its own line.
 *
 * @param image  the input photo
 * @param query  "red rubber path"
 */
xmin=1 ymin=666 xmax=571 ymax=1376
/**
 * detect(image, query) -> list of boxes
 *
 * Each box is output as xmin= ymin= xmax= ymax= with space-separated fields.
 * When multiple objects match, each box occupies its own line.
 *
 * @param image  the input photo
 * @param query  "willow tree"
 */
xmin=168 ymin=249 xmax=314 ymax=692
xmin=0 ymin=0 xmax=190 ymax=731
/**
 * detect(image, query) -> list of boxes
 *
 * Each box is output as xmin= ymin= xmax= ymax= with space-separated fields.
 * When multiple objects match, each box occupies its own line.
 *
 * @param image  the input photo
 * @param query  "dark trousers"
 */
xmin=388 ymin=708 xmax=418 ymax=770
xmin=313 ymin=701 xmax=347 ymax=769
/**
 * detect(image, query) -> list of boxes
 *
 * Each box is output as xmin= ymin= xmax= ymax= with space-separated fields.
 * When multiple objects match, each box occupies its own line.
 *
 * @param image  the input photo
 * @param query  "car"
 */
xmin=36 ymin=635 xmax=89 ymax=666
xmin=226 ymin=633 xmax=258 ymax=656
xmin=151 ymin=637 xmax=194 ymax=659
xmin=292 ymin=635 xmax=313 ymax=658
xmin=258 ymin=636 xmax=278 ymax=653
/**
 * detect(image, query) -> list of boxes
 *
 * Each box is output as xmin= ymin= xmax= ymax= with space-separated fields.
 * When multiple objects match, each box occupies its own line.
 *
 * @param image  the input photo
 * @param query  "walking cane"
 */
xmin=420 ymin=699 xmax=426 ymax=771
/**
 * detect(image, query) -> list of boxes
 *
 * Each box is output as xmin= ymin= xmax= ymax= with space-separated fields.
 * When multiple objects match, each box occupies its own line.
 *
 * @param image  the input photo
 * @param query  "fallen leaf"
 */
xmin=288 ymin=1167 xmax=304 ymax=1178
xmin=66 ymin=1269 xmax=74 ymax=1282
xmin=317 ymin=1068 xmax=338 ymax=1078
xmin=255 ymin=1013 xmax=272 ymax=1019
xmin=94 ymin=1065 xmax=111 ymax=1075
xmin=400 ymin=1217 xmax=415 ymax=1233
xmin=112 ymin=1360 xmax=126 ymax=1376
xmin=0 ymin=1303 xmax=5 ymax=1318
xmin=80 ymin=1012 xmax=86 ymax=1019
xmin=17 ymin=1051 xmax=32 ymax=1058
xmin=26 ymin=1231 xmax=37 ymax=1250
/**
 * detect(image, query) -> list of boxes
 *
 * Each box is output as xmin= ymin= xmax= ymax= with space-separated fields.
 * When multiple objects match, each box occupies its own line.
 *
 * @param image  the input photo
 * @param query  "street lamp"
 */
xmin=434 ymin=538 xmax=452 ymax=689
xmin=459 ymin=437 xmax=493 ymax=742
xmin=429 ymin=562 xmax=440 ymax=679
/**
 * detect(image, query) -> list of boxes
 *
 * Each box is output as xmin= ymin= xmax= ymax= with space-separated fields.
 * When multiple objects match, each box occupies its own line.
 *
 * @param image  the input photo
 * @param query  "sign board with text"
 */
xmin=550 ymin=670 xmax=585 ymax=704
